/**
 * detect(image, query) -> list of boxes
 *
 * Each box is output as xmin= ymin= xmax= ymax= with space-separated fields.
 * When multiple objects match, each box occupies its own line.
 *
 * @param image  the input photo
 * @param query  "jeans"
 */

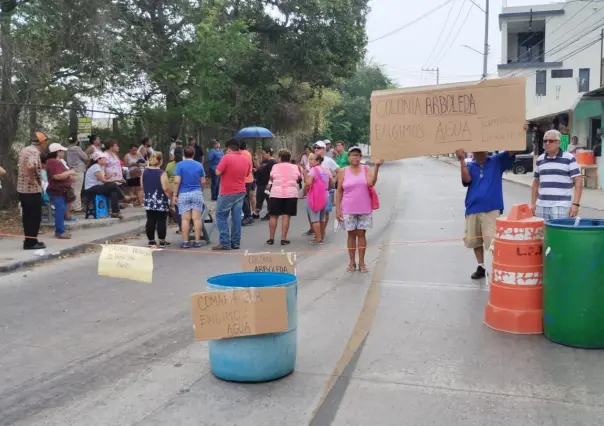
xmin=18 ymin=192 xmax=42 ymax=248
xmin=216 ymin=192 xmax=245 ymax=247
xmin=209 ymin=168 xmax=220 ymax=201
xmin=52 ymin=195 xmax=67 ymax=236
xmin=146 ymin=210 xmax=168 ymax=241
xmin=87 ymin=182 xmax=123 ymax=213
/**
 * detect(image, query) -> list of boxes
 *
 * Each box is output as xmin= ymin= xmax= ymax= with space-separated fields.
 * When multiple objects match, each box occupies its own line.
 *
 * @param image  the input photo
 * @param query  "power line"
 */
xmin=431 ymin=1 xmax=474 ymax=67
xmin=513 ymin=0 xmax=592 ymax=65
xmin=427 ymin=0 xmax=469 ymax=68
xmin=369 ymin=0 xmax=455 ymax=44
xmin=424 ymin=0 xmax=458 ymax=67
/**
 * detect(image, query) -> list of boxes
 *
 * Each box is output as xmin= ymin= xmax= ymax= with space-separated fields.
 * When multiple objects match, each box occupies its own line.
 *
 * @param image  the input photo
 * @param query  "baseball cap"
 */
xmin=91 ymin=151 xmax=107 ymax=161
xmin=324 ymin=139 xmax=331 ymax=145
xmin=48 ymin=143 xmax=67 ymax=153
xmin=314 ymin=141 xmax=326 ymax=149
xmin=348 ymin=146 xmax=362 ymax=154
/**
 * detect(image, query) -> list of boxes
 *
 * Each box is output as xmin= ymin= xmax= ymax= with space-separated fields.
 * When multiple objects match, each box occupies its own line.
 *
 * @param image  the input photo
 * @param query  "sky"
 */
xmin=365 ymin=0 xmax=552 ymax=87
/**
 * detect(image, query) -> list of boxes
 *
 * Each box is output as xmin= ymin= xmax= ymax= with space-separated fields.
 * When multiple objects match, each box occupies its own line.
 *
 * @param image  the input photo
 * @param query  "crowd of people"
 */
xmin=13 ymin=133 xmax=384 ymax=273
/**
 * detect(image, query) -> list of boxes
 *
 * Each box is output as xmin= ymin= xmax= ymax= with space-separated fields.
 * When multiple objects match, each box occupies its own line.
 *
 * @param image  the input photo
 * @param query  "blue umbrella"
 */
xmin=234 ymin=126 xmax=274 ymax=139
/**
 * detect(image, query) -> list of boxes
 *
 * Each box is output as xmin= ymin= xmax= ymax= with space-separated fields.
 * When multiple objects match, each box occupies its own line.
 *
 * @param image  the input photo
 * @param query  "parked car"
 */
xmin=510 ymin=153 xmax=533 ymax=175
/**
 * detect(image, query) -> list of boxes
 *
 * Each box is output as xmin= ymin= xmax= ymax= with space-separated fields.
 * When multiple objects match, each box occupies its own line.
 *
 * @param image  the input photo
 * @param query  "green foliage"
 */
xmin=324 ymin=63 xmax=395 ymax=144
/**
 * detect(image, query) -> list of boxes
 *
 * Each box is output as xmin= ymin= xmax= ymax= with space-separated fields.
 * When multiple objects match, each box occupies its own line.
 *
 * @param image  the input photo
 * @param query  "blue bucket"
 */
xmin=206 ymin=272 xmax=297 ymax=382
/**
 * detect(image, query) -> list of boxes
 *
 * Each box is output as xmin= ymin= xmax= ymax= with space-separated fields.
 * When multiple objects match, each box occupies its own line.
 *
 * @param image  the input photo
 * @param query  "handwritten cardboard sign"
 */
xmin=370 ymin=77 xmax=527 ymax=161
xmin=241 ymin=251 xmax=296 ymax=275
xmin=98 ymin=244 xmax=153 ymax=283
xmin=191 ymin=287 xmax=288 ymax=340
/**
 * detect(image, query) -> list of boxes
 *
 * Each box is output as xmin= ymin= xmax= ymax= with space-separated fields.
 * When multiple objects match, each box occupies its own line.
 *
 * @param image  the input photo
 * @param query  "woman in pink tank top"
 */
xmin=335 ymin=146 xmax=383 ymax=273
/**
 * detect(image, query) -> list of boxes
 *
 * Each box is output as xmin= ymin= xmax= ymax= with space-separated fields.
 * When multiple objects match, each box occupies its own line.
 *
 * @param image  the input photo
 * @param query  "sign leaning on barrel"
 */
xmin=369 ymin=77 xmax=527 ymax=161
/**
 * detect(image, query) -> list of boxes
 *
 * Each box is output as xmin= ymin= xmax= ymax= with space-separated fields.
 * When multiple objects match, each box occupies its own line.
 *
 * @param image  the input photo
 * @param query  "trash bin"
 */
xmin=206 ymin=272 xmax=297 ymax=382
xmin=543 ymin=218 xmax=604 ymax=348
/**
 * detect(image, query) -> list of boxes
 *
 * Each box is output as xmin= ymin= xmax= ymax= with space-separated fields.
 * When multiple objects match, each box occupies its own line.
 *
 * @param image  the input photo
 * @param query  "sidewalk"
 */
xmin=436 ymin=156 xmax=604 ymax=211
xmin=0 ymin=207 xmax=147 ymax=274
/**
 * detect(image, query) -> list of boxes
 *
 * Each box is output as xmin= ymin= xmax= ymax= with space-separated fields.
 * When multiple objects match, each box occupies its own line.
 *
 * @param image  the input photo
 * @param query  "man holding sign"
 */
xmin=456 ymin=121 xmax=527 ymax=279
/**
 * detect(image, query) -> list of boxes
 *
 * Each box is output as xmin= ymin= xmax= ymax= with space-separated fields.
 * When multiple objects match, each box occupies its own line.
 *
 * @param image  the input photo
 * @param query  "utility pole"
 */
xmin=422 ymin=67 xmax=439 ymax=85
xmin=482 ymin=0 xmax=489 ymax=79
xmin=600 ymin=28 xmax=603 ymax=87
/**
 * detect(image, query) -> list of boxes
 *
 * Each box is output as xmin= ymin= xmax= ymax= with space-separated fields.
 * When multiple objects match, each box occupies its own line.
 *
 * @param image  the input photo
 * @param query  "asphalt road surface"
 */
xmin=1 ymin=157 xmax=603 ymax=426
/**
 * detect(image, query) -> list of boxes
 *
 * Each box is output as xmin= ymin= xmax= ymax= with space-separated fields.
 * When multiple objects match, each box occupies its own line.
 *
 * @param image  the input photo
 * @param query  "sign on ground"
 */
xmin=191 ymin=287 xmax=288 ymax=340
xmin=241 ymin=251 xmax=296 ymax=275
xmin=370 ymin=77 xmax=526 ymax=161
xmin=98 ymin=244 xmax=154 ymax=283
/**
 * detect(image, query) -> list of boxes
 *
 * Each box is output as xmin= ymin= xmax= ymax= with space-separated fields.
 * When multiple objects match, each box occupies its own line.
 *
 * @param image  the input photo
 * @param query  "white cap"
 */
xmin=324 ymin=139 xmax=331 ymax=145
xmin=314 ymin=141 xmax=326 ymax=149
xmin=48 ymin=143 xmax=67 ymax=153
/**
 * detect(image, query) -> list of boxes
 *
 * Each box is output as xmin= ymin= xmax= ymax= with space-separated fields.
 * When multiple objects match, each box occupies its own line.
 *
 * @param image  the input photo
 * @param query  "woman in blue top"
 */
xmin=142 ymin=153 xmax=172 ymax=248
xmin=173 ymin=146 xmax=206 ymax=248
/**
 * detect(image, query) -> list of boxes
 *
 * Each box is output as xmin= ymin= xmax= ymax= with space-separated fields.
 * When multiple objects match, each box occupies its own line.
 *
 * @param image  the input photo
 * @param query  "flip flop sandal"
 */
xmin=358 ymin=264 xmax=369 ymax=273
xmin=347 ymin=263 xmax=356 ymax=273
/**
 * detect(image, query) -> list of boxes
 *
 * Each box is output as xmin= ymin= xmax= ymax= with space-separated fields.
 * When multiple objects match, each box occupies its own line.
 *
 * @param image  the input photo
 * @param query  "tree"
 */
xmin=324 ymin=63 xmax=394 ymax=144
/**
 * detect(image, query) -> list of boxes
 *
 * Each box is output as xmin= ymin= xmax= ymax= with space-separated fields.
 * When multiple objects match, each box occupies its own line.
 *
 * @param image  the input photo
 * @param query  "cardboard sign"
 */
xmin=77 ymin=117 xmax=92 ymax=142
xmin=191 ymin=287 xmax=288 ymax=340
xmin=370 ymin=78 xmax=527 ymax=161
xmin=98 ymin=244 xmax=153 ymax=283
xmin=241 ymin=251 xmax=296 ymax=275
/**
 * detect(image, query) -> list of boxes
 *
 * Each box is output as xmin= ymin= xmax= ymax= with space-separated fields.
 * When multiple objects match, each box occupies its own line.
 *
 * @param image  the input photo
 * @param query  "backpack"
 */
xmin=307 ymin=166 xmax=327 ymax=211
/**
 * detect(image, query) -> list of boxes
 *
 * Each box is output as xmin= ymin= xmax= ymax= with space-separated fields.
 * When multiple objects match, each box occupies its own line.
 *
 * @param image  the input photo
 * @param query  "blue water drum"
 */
xmin=206 ymin=272 xmax=297 ymax=382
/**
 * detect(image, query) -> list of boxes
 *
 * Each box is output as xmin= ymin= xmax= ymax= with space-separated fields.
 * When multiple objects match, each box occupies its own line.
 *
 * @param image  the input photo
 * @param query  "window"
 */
xmin=517 ymin=32 xmax=545 ymax=63
xmin=579 ymin=68 xmax=590 ymax=92
xmin=536 ymin=70 xmax=547 ymax=96
xmin=551 ymin=69 xmax=573 ymax=78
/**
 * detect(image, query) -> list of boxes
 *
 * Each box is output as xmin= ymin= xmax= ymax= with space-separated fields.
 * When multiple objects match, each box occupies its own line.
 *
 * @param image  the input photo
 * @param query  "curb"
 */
xmin=64 ymin=213 xmax=147 ymax=232
xmin=434 ymin=157 xmax=604 ymax=212
xmin=0 ymin=223 xmax=146 ymax=275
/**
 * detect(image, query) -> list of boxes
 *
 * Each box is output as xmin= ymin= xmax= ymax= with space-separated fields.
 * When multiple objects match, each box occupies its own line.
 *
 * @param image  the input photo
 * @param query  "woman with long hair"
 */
xmin=46 ymin=143 xmax=76 ymax=239
xmin=66 ymin=136 xmax=88 ymax=212
xmin=335 ymin=147 xmax=383 ymax=273
xmin=267 ymin=149 xmax=300 ymax=245
xmin=104 ymin=140 xmax=124 ymax=182
xmin=142 ymin=153 xmax=172 ymax=247
xmin=84 ymin=152 xmax=126 ymax=219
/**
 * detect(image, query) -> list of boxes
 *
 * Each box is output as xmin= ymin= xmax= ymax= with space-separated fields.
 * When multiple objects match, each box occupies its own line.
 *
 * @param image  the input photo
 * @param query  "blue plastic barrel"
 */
xmin=206 ymin=272 xmax=297 ymax=382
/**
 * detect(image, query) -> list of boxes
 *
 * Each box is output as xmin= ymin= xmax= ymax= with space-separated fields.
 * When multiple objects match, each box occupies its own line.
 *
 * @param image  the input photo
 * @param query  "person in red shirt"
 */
xmin=46 ymin=143 xmax=77 ymax=239
xmin=213 ymin=139 xmax=252 ymax=250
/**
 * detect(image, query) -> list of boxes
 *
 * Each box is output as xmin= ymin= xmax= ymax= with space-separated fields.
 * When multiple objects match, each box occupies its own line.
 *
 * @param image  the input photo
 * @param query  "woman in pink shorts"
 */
xmin=335 ymin=146 xmax=383 ymax=273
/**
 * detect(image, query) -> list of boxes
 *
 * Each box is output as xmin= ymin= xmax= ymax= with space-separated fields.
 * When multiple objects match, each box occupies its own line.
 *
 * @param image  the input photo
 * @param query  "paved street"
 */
xmin=2 ymin=158 xmax=604 ymax=426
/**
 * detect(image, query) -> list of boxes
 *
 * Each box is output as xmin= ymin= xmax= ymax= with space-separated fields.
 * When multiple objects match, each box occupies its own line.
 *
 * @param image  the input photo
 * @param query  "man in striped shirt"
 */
xmin=531 ymin=129 xmax=582 ymax=220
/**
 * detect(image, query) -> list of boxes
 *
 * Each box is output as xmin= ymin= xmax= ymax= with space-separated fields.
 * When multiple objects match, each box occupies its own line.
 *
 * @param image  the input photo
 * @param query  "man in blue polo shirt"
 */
xmin=456 ymin=149 xmax=516 ymax=279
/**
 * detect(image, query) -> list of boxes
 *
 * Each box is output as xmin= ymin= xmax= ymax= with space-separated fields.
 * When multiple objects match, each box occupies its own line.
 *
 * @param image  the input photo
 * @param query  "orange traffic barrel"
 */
xmin=484 ymin=204 xmax=545 ymax=334
xmin=576 ymin=150 xmax=595 ymax=165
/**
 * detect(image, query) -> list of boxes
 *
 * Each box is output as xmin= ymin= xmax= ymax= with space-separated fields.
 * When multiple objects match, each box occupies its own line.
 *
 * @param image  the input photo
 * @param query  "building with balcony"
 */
xmin=498 ymin=0 xmax=604 ymax=150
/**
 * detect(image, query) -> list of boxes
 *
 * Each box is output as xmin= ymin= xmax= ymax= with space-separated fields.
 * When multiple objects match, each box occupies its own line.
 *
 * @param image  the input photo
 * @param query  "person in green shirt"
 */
xmin=334 ymin=141 xmax=349 ymax=168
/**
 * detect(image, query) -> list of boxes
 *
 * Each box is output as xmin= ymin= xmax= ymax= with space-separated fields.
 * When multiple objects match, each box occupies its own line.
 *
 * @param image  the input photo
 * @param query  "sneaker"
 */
xmin=180 ymin=241 xmax=191 ymax=249
xmin=242 ymin=217 xmax=254 ymax=226
xmin=24 ymin=242 xmax=46 ymax=250
xmin=261 ymin=214 xmax=270 ymax=221
xmin=212 ymin=244 xmax=231 ymax=251
xmin=231 ymin=244 xmax=240 ymax=250
xmin=471 ymin=266 xmax=486 ymax=280
xmin=148 ymin=240 xmax=157 ymax=247
xmin=302 ymin=229 xmax=314 ymax=237
xmin=158 ymin=241 xmax=171 ymax=248
xmin=252 ymin=213 xmax=260 ymax=219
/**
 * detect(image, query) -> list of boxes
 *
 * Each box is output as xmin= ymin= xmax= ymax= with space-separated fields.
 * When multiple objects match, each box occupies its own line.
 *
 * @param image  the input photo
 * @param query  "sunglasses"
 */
xmin=543 ymin=139 xmax=559 ymax=144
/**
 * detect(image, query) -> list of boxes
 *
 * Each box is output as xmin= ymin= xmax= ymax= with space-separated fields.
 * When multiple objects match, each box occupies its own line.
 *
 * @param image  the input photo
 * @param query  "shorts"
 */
xmin=343 ymin=213 xmax=373 ymax=231
xmin=127 ymin=177 xmax=140 ymax=187
xmin=306 ymin=204 xmax=326 ymax=223
xmin=535 ymin=205 xmax=570 ymax=221
xmin=178 ymin=190 xmax=204 ymax=214
xmin=246 ymin=182 xmax=256 ymax=192
xmin=464 ymin=210 xmax=498 ymax=250
xmin=268 ymin=197 xmax=298 ymax=217
xmin=325 ymin=189 xmax=334 ymax=213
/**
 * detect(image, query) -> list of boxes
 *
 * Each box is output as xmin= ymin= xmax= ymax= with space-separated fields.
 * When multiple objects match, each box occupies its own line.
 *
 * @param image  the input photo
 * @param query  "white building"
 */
xmin=498 ymin=0 xmax=604 ymax=149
